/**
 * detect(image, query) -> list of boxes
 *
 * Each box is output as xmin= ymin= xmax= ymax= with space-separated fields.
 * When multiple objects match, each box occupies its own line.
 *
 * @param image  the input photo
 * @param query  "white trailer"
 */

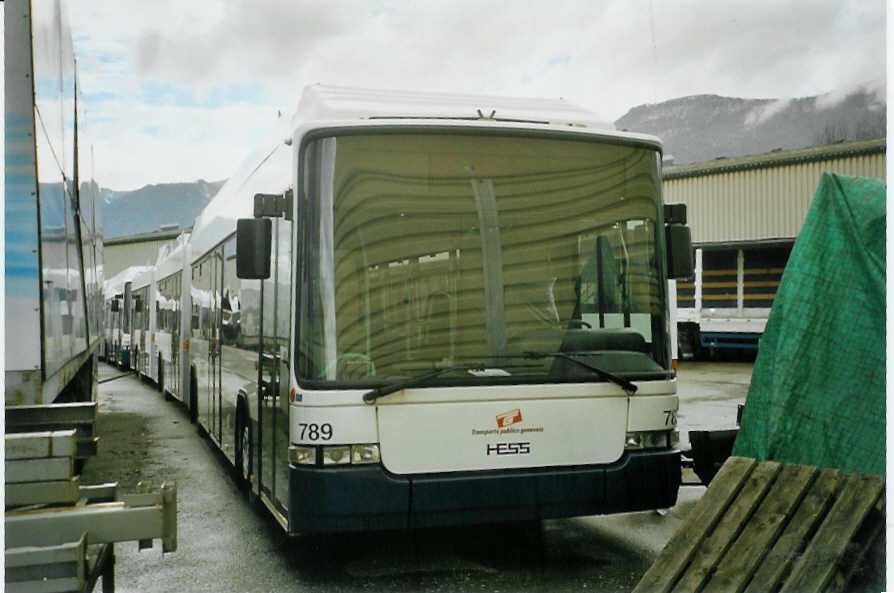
xmin=676 ymin=241 xmax=792 ymax=355
xmin=5 ymin=2 xmax=178 ymax=590
xmin=5 ymin=0 xmax=103 ymax=409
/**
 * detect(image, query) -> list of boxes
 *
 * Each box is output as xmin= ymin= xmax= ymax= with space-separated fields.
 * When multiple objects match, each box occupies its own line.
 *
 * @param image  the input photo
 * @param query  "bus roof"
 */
xmin=188 ymin=116 xmax=292 ymax=262
xmin=104 ymin=265 xmax=153 ymax=298
xmin=154 ymin=232 xmax=191 ymax=281
xmin=292 ymin=84 xmax=615 ymax=130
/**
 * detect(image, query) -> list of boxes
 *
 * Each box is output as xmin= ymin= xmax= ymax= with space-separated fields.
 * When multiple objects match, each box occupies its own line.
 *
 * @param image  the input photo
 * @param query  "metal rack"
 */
xmin=5 ymin=426 xmax=177 ymax=593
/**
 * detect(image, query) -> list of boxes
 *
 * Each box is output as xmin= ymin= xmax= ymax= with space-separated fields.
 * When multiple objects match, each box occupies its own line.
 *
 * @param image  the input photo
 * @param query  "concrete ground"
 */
xmin=675 ymin=360 xmax=752 ymax=449
xmin=82 ymin=360 xmax=752 ymax=593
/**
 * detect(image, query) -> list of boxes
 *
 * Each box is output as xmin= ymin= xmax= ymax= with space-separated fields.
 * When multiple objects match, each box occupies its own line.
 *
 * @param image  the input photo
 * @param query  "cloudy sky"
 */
xmin=68 ymin=0 xmax=886 ymax=190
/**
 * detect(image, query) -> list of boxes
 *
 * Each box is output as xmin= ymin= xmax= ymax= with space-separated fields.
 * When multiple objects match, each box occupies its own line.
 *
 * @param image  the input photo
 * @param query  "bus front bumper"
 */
xmin=287 ymin=449 xmax=680 ymax=535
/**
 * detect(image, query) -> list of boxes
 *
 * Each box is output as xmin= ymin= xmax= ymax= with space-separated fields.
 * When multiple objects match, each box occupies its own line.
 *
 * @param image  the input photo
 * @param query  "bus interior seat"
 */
xmin=549 ymin=328 xmax=648 ymax=378
xmin=558 ymin=328 xmax=647 ymax=354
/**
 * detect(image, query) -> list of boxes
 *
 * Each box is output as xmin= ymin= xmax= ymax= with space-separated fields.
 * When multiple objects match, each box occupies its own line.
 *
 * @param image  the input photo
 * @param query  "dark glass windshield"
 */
xmin=296 ymin=131 xmax=669 ymax=388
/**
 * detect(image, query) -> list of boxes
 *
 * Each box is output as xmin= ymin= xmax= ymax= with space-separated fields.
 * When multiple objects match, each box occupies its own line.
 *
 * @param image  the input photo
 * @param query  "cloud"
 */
xmin=131 ymin=0 xmax=357 ymax=82
xmin=67 ymin=0 xmax=886 ymax=189
xmin=82 ymin=96 xmax=286 ymax=189
xmin=815 ymin=78 xmax=887 ymax=111
xmin=745 ymin=99 xmax=793 ymax=126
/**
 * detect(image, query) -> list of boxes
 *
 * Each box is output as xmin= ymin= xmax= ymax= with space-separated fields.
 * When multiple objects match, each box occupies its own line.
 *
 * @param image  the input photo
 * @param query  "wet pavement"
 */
xmin=675 ymin=360 xmax=752 ymax=449
xmin=82 ymin=360 xmax=751 ymax=592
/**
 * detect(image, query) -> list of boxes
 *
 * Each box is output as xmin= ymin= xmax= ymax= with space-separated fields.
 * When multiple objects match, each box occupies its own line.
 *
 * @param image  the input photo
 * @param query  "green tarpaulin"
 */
xmin=733 ymin=172 xmax=886 ymax=477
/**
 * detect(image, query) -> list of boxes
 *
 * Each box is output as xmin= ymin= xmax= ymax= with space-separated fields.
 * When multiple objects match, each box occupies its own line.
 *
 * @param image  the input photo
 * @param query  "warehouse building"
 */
xmin=104 ymin=226 xmax=184 ymax=280
xmin=664 ymin=138 xmax=886 ymax=354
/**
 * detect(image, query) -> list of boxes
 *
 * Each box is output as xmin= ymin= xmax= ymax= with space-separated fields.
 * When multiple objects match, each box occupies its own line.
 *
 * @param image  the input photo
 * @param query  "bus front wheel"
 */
xmin=235 ymin=402 xmax=252 ymax=488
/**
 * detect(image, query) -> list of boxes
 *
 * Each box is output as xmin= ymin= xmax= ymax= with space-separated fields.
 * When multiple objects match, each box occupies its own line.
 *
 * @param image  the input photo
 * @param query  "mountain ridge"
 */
xmin=102 ymin=84 xmax=885 ymax=238
xmin=615 ymin=83 xmax=885 ymax=164
xmin=102 ymin=179 xmax=226 ymax=238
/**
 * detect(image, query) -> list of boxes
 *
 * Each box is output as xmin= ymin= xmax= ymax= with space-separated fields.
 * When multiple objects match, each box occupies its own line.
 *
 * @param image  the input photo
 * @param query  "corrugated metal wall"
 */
xmin=663 ymin=149 xmax=886 ymax=244
xmin=104 ymin=238 xmax=177 ymax=280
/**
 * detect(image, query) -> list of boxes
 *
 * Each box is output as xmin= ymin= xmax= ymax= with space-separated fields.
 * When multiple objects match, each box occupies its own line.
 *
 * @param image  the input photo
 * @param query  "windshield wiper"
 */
xmin=362 ymin=364 xmax=487 ymax=403
xmin=522 ymin=351 xmax=638 ymax=394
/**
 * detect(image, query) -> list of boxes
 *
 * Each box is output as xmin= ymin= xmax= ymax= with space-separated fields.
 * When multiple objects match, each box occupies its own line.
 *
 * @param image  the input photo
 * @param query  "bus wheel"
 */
xmin=189 ymin=369 xmax=198 ymax=424
xmin=236 ymin=403 xmax=252 ymax=487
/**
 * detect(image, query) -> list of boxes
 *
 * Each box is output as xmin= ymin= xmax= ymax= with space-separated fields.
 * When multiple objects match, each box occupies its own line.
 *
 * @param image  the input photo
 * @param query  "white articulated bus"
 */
xmin=130 ymin=267 xmax=154 ymax=376
xmin=152 ymin=233 xmax=191 ymax=401
xmin=118 ymin=235 xmax=193 ymax=395
xmin=149 ymin=85 xmax=693 ymax=534
xmin=102 ymin=265 xmax=152 ymax=368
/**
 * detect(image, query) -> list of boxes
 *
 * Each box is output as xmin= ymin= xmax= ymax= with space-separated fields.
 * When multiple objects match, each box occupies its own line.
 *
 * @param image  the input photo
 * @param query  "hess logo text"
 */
xmin=486 ymin=442 xmax=531 ymax=455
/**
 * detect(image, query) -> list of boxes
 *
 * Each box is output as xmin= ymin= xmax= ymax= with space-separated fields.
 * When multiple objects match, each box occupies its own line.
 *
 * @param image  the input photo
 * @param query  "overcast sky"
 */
xmin=68 ymin=0 xmax=887 ymax=190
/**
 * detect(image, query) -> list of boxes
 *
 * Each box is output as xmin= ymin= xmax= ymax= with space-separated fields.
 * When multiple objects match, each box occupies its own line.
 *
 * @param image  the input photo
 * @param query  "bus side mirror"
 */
xmin=236 ymin=218 xmax=272 ymax=279
xmin=666 ymin=224 xmax=694 ymax=279
xmin=663 ymin=203 xmax=687 ymax=225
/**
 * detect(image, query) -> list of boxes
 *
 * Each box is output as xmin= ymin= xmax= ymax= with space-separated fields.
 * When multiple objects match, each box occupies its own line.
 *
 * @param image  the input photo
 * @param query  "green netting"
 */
xmin=733 ymin=172 xmax=886 ymax=477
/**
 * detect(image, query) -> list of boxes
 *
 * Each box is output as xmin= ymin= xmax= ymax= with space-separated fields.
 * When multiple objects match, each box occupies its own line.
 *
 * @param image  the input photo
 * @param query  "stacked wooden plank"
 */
xmin=633 ymin=456 xmax=885 ymax=593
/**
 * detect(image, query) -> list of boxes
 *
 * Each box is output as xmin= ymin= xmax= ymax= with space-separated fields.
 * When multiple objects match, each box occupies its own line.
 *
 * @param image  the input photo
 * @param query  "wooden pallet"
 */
xmin=633 ymin=456 xmax=885 ymax=593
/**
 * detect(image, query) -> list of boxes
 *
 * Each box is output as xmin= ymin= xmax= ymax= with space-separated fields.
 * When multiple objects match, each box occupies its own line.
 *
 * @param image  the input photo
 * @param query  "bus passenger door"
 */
xmin=273 ymin=217 xmax=293 ymax=513
xmin=259 ymin=216 xmax=292 ymax=516
xmin=210 ymin=247 xmax=224 ymax=444
xmin=219 ymin=237 xmax=252 ymax=466
xmin=191 ymin=259 xmax=211 ymax=432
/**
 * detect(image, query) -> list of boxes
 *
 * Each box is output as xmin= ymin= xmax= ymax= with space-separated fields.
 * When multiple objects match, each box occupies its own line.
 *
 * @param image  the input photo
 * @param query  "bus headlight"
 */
xmin=290 ymin=443 xmax=382 ymax=466
xmin=322 ymin=445 xmax=351 ymax=465
xmin=289 ymin=445 xmax=316 ymax=465
xmin=351 ymin=444 xmax=380 ymax=464
xmin=625 ymin=431 xmax=671 ymax=450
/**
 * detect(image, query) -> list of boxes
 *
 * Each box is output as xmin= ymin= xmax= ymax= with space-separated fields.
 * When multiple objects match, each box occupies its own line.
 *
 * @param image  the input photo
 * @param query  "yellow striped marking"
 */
xmin=679 ymin=283 xmax=779 ymax=289
xmin=702 ymin=268 xmax=786 ymax=277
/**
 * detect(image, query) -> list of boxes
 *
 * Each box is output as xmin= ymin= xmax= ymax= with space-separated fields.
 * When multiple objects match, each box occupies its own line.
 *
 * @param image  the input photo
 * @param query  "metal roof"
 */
xmin=663 ymin=138 xmax=886 ymax=244
xmin=664 ymin=138 xmax=886 ymax=180
xmin=104 ymin=227 xmax=186 ymax=246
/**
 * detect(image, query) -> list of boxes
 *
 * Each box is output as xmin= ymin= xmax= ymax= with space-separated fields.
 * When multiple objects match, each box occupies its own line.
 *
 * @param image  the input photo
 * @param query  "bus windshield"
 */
xmin=296 ymin=131 xmax=670 ymax=388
